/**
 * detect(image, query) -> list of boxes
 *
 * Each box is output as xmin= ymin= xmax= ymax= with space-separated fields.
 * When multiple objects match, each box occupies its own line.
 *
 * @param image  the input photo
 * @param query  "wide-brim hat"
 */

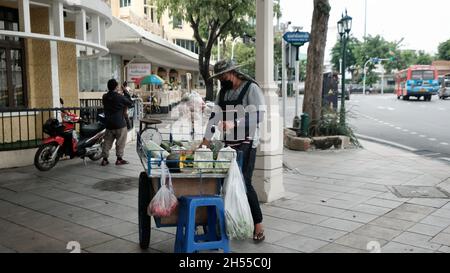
xmin=209 ymin=59 xmax=247 ymax=80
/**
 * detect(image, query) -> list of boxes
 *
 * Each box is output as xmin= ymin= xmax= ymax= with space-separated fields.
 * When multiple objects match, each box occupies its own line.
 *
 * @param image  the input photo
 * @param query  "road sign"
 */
xmin=283 ymin=31 xmax=310 ymax=46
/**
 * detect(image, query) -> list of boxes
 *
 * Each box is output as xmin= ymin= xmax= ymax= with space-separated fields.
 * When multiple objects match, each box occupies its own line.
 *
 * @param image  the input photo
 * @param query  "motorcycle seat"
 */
xmin=80 ymin=122 xmax=105 ymax=138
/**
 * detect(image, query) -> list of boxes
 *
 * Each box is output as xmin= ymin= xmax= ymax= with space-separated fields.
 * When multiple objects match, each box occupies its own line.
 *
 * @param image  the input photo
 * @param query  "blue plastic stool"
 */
xmin=175 ymin=195 xmax=229 ymax=253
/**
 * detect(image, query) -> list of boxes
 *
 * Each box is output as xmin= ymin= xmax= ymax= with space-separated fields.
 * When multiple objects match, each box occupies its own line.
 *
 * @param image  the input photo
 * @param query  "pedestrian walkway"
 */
xmin=1 ymin=134 xmax=450 ymax=252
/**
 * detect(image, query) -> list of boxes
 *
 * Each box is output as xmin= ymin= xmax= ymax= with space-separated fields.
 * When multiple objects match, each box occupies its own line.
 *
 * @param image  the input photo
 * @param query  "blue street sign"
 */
xmin=283 ymin=31 xmax=310 ymax=45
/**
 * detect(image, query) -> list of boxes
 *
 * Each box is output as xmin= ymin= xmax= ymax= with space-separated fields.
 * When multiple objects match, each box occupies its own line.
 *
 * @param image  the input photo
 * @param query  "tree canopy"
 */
xmin=438 ymin=39 xmax=450 ymax=60
xmin=330 ymin=35 xmax=435 ymax=86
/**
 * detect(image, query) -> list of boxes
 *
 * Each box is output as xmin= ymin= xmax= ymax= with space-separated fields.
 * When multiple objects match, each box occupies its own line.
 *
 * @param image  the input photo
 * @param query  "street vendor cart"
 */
xmin=136 ymin=119 xmax=239 ymax=250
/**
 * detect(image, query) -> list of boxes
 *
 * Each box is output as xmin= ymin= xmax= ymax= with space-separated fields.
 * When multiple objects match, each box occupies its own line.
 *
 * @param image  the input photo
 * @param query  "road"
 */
xmin=281 ymin=94 xmax=450 ymax=162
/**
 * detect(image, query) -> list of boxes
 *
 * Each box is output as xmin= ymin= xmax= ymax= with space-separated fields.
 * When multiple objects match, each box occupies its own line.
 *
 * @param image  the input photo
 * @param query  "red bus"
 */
xmin=395 ymin=65 xmax=439 ymax=101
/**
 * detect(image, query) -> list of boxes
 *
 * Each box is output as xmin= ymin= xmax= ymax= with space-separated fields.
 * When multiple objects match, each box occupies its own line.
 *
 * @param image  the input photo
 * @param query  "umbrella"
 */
xmin=138 ymin=74 xmax=165 ymax=86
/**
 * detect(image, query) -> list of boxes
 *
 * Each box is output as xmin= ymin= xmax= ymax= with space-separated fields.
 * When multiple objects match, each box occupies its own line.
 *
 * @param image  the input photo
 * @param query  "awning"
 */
xmin=106 ymin=17 xmax=204 ymax=71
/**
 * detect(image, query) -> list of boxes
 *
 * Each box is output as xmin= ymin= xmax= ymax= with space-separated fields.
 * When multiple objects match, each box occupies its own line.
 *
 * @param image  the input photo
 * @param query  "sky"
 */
xmin=279 ymin=0 xmax=450 ymax=63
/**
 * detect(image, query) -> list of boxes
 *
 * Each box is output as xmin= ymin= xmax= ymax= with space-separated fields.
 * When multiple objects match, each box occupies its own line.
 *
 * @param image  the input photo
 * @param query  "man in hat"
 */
xmin=201 ymin=59 xmax=266 ymax=242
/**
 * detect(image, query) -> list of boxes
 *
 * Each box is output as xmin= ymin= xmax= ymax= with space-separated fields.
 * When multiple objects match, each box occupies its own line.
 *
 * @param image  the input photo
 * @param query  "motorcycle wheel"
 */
xmin=34 ymin=143 xmax=60 ymax=171
xmin=88 ymin=140 xmax=104 ymax=161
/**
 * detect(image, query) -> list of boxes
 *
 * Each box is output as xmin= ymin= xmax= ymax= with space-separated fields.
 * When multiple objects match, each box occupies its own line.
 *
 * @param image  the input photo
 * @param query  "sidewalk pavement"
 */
xmin=1 ymin=131 xmax=450 ymax=253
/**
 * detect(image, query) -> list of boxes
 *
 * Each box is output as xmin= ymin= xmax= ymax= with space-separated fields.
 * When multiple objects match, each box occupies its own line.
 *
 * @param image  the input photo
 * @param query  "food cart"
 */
xmin=136 ymin=119 xmax=239 ymax=250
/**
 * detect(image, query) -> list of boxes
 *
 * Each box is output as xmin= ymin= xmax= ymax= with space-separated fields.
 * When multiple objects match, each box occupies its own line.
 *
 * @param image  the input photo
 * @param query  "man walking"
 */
xmin=101 ymin=79 xmax=133 ymax=166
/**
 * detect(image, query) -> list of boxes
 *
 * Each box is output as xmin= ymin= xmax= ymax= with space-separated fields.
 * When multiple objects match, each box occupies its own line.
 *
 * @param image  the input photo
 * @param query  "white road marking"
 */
xmin=419 ymin=135 xmax=426 ymax=138
xmin=395 ymin=127 xmax=402 ymax=130
xmin=440 ymin=142 xmax=449 ymax=146
xmin=428 ymin=138 xmax=437 ymax=141
xmin=410 ymin=132 xmax=417 ymax=135
xmin=403 ymin=129 xmax=409 ymax=132
xmin=387 ymin=107 xmax=395 ymax=111
xmin=389 ymin=125 xmax=395 ymax=127
xmin=440 ymin=157 xmax=450 ymax=162
xmin=355 ymin=134 xmax=418 ymax=152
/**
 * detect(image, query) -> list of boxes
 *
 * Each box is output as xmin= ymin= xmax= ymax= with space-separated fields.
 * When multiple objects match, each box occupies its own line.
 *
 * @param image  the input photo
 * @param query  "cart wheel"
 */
xmin=138 ymin=171 xmax=152 ymax=249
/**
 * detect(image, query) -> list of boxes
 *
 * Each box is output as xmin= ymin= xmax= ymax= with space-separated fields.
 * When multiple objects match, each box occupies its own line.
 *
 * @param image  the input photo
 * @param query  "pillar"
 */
xmin=254 ymin=0 xmax=285 ymax=202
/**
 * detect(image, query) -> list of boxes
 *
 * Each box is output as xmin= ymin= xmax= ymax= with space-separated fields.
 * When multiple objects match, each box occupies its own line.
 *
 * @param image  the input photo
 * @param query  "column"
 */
xmin=52 ymin=0 xmax=65 ymax=37
xmin=91 ymin=14 xmax=101 ymax=44
xmin=76 ymin=9 xmax=87 ymax=41
xmin=18 ymin=0 xmax=31 ymax=33
xmin=49 ymin=1 xmax=61 ymax=109
xmin=254 ymin=0 xmax=285 ymax=202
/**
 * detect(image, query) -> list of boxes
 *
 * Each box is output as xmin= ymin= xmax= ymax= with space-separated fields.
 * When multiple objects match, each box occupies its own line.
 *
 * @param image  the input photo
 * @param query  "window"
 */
xmin=412 ymin=70 xmax=434 ymax=81
xmin=0 ymin=7 xmax=26 ymax=108
xmin=174 ymin=39 xmax=199 ymax=54
xmin=120 ymin=0 xmax=131 ymax=7
xmin=144 ymin=6 xmax=148 ymax=15
xmin=150 ymin=8 xmax=154 ymax=22
xmin=172 ymin=16 xmax=182 ymax=29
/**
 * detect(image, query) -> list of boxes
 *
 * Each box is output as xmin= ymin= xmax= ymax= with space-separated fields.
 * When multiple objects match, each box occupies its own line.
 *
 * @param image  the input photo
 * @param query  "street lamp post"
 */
xmin=281 ymin=21 xmax=291 ymax=128
xmin=338 ymin=10 xmax=352 ymax=127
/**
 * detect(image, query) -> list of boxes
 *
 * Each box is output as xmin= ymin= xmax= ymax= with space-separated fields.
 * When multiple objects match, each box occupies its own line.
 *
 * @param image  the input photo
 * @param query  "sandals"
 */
xmin=115 ymin=159 xmax=129 ymax=165
xmin=253 ymin=230 xmax=265 ymax=243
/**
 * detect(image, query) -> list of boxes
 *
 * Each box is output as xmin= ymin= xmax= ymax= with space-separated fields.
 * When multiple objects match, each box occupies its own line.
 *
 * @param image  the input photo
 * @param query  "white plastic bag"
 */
xmin=148 ymin=162 xmax=178 ymax=217
xmin=222 ymin=159 xmax=254 ymax=240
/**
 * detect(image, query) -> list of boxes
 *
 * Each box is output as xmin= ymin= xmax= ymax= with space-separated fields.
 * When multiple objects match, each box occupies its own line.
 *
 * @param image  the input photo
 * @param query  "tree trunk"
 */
xmin=303 ymin=0 xmax=330 ymax=135
xmin=199 ymin=47 xmax=215 ymax=101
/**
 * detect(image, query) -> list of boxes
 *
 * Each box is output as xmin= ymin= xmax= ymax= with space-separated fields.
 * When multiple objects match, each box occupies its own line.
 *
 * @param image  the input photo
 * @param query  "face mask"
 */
xmin=220 ymin=80 xmax=233 ymax=90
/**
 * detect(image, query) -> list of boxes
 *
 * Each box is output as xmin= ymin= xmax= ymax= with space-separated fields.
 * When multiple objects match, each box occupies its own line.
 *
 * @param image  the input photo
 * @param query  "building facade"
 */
xmin=0 ymin=0 xmax=112 ymax=168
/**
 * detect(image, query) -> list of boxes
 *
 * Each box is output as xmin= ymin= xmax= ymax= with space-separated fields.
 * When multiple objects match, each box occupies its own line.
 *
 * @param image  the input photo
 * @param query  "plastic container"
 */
xmin=193 ymin=145 xmax=214 ymax=172
xmin=215 ymin=146 xmax=236 ymax=173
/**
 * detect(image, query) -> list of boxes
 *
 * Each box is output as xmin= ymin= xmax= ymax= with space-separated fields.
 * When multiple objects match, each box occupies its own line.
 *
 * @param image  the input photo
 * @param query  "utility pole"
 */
xmin=364 ymin=0 xmax=367 ymax=39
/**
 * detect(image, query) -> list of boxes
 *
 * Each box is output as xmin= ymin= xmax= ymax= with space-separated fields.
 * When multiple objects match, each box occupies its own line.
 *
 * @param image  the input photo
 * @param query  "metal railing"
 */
xmin=0 ymin=106 xmax=103 ymax=151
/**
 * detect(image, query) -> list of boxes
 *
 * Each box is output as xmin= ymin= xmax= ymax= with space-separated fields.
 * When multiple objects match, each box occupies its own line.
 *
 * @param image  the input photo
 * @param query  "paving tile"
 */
xmin=262 ymin=215 xmax=311 ymax=233
xmin=317 ymin=218 xmax=364 ymax=232
xmin=0 ymin=245 xmax=16 ymax=253
xmin=381 ymin=242 xmax=434 ymax=253
xmin=84 ymin=238 xmax=143 ymax=253
xmin=430 ymin=233 xmax=450 ymax=246
xmin=296 ymin=225 xmax=347 ymax=242
xmin=392 ymin=232 xmax=441 ymax=251
xmin=121 ymin=229 xmax=174 ymax=245
xmin=238 ymin=242 xmax=301 ymax=253
xmin=277 ymin=210 xmax=329 ymax=225
xmin=273 ymin=234 xmax=329 ymax=253
xmin=335 ymin=233 xmax=387 ymax=251
xmin=383 ymin=210 xmax=429 ymax=222
xmin=406 ymin=199 xmax=448 ymax=209
xmin=438 ymin=245 xmax=450 ymax=253
xmin=95 ymin=222 xmax=138 ymax=237
xmin=420 ymin=215 xmax=450 ymax=228
xmin=262 ymin=228 xmax=295 ymax=244
xmin=353 ymin=224 xmax=403 ymax=241
xmin=407 ymin=222 xmax=445 ymax=237
xmin=364 ymin=198 xmax=404 ymax=209
xmin=334 ymin=210 xmax=380 ymax=224
xmin=395 ymin=203 xmax=437 ymax=215
xmin=314 ymin=243 xmax=364 ymax=253
xmin=350 ymin=204 xmax=392 ymax=216
xmin=430 ymin=209 xmax=450 ymax=219
xmin=370 ymin=216 xmax=415 ymax=231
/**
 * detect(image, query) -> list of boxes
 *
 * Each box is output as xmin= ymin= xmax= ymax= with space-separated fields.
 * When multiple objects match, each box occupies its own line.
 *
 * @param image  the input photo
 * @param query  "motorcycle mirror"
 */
xmin=60 ymin=98 xmax=64 ymax=105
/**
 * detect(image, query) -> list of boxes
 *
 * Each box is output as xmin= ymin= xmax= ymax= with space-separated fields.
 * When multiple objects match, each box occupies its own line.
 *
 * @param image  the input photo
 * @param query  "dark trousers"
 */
xmin=233 ymin=142 xmax=263 ymax=225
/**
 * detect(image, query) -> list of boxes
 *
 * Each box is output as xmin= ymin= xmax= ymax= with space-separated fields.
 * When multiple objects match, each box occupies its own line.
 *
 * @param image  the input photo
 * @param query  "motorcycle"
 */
xmin=34 ymin=99 xmax=106 ymax=171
